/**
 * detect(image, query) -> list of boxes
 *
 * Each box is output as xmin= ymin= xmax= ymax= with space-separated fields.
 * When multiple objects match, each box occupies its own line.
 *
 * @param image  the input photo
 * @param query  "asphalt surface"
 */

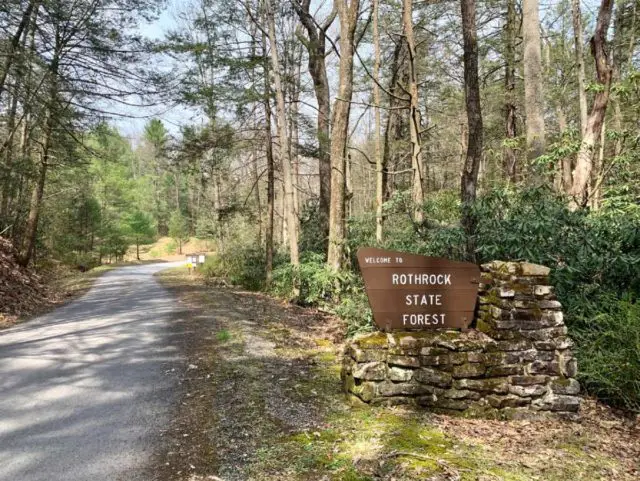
xmin=0 ymin=262 xmax=185 ymax=481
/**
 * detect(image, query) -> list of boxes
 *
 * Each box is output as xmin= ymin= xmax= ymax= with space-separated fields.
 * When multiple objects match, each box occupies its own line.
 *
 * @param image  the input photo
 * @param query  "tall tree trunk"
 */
xmin=373 ymin=0 xmax=384 ymax=242
xmin=572 ymin=0 xmax=588 ymax=135
xmin=569 ymin=0 xmax=614 ymax=209
xmin=522 ymin=0 xmax=545 ymax=159
xmin=590 ymin=118 xmax=606 ymax=209
xmin=17 ymin=34 xmax=60 ymax=266
xmin=327 ymin=0 xmax=360 ymax=270
xmin=290 ymin=55 xmax=301 ymax=245
xmin=18 ymin=126 xmax=50 ymax=266
xmin=262 ymin=29 xmax=275 ymax=286
xmin=403 ymin=0 xmax=425 ymax=222
xmin=265 ymin=0 xmax=299 ymax=266
xmin=0 ymin=0 xmax=37 ymax=98
xmin=293 ymin=1 xmax=334 ymax=250
xmin=460 ymin=0 xmax=483 ymax=261
xmin=382 ymin=39 xmax=407 ymax=201
xmin=503 ymin=0 xmax=518 ymax=182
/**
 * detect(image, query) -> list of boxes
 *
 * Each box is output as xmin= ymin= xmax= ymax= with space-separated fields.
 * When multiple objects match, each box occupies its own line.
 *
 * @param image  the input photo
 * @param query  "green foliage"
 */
xmin=270 ymin=253 xmax=374 ymax=335
xmin=345 ymin=186 xmax=640 ymax=410
xmin=168 ymin=210 xmax=189 ymax=249
xmin=126 ymin=210 xmax=155 ymax=243
xmin=299 ymin=201 xmax=327 ymax=256
xmin=571 ymin=294 xmax=640 ymax=411
xmin=201 ymin=245 xmax=266 ymax=291
xmin=216 ymin=329 xmax=231 ymax=342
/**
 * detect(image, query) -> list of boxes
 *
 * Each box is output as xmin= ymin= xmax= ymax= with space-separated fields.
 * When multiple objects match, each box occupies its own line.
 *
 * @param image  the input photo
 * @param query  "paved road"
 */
xmin=0 ymin=262 xmax=185 ymax=481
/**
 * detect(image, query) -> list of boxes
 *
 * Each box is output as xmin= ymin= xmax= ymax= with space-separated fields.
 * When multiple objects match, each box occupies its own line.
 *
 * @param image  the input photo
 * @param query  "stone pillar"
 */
xmin=341 ymin=260 xmax=581 ymax=418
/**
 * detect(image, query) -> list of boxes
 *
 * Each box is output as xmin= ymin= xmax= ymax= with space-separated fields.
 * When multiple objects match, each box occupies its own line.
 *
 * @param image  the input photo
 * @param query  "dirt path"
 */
xmin=156 ymin=268 xmax=640 ymax=481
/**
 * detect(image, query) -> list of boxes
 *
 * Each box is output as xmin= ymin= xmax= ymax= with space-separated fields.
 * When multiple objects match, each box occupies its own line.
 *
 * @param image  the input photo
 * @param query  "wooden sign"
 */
xmin=357 ymin=247 xmax=481 ymax=331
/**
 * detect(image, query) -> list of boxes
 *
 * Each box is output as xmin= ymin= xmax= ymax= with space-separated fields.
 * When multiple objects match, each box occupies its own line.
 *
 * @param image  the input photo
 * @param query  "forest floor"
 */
xmin=154 ymin=267 xmax=640 ymax=481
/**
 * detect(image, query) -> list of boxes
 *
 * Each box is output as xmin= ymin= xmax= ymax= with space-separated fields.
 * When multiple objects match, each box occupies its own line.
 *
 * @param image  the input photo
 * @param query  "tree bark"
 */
xmin=293 ymin=1 xmax=334 ymax=249
xmin=572 ymin=0 xmax=588 ymax=135
xmin=569 ymin=0 xmax=614 ymax=209
xmin=265 ymin=0 xmax=299 ymax=266
xmin=382 ymin=39 xmax=407 ymax=201
xmin=403 ymin=0 xmax=425 ymax=222
xmin=460 ymin=0 xmax=483 ymax=261
xmin=503 ymin=0 xmax=518 ymax=182
xmin=0 ymin=0 xmax=37 ymax=98
xmin=522 ymin=0 xmax=545 ymax=159
xmin=327 ymin=0 xmax=360 ymax=270
xmin=17 ymin=28 xmax=60 ymax=266
xmin=373 ymin=0 xmax=384 ymax=243
xmin=262 ymin=28 xmax=275 ymax=286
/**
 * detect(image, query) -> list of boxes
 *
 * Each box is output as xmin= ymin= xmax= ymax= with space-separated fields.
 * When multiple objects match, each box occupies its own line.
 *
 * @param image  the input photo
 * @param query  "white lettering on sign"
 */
xmin=402 ymin=313 xmax=446 ymax=326
xmin=364 ymin=256 xmax=392 ymax=264
xmin=391 ymin=273 xmax=452 ymax=285
xmin=405 ymin=294 xmax=442 ymax=306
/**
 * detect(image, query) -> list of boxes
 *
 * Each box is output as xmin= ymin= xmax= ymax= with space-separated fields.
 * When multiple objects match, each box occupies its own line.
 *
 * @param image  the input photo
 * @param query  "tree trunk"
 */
xmin=503 ymin=0 xmax=518 ymax=182
xmin=571 ymin=0 xmax=588 ymax=135
xmin=293 ymin=1 xmax=333 ymax=250
xmin=18 ymin=151 xmax=48 ymax=267
xmin=136 ymin=237 xmax=140 ymax=260
xmin=522 ymin=0 xmax=545 ymax=159
xmin=265 ymin=0 xmax=298 ymax=266
xmin=403 ymin=0 xmax=425 ymax=222
xmin=569 ymin=0 xmax=614 ymax=209
xmin=373 ymin=0 xmax=384 ymax=242
xmin=0 ymin=0 xmax=37 ymax=98
xmin=260 ymin=20 xmax=275 ymax=285
xmin=460 ymin=0 xmax=483 ymax=261
xmin=17 ymin=36 xmax=60 ymax=267
xmin=382 ymin=39 xmax=407 ymax=202
xmin=327 ymin=0 xmax=360 ymax=270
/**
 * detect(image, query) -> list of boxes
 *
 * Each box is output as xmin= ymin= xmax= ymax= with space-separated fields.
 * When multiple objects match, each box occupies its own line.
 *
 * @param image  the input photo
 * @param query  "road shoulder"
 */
xmin=153 ymin=268 xmax=640 ymax=481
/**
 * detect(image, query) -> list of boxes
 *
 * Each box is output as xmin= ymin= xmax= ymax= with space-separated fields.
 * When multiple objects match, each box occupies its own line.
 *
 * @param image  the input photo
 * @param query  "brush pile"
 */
xmin=0 ymin=237 xmax=51 ymax=326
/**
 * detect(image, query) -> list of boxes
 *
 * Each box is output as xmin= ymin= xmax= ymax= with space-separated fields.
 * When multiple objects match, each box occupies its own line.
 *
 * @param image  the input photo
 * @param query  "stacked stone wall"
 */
xmin=341 ymin=261 xmax=581 ymax=418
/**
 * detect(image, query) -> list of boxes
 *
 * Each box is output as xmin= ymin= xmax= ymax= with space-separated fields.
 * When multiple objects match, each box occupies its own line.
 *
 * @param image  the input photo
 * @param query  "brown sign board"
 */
xmin=357 ymin=247 xmax=481 ymax=331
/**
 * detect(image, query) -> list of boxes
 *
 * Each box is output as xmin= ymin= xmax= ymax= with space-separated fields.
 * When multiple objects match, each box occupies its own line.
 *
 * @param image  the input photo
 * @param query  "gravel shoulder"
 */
xmin=155 ymin=268 xmax=640 ymax=481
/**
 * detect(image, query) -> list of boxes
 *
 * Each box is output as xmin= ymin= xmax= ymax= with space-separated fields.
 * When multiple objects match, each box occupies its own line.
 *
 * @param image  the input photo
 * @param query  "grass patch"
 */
xmin=216 ymin=329 xmax=231 ymax=342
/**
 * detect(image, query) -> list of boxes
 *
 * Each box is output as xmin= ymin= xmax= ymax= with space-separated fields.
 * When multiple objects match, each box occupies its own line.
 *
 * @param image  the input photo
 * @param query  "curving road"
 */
xmin=0 ymin=262 xmax=185 ymax=481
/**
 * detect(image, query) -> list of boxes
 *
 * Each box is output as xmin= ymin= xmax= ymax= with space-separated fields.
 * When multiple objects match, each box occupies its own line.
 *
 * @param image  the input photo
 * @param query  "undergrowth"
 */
xmin=199 ymin=186 xmax=640 ymax=412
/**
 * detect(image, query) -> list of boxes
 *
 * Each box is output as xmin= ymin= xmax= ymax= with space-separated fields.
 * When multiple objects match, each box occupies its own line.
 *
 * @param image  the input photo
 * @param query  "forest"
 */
xmin=1 ymin=0 xmax=639 ymax=413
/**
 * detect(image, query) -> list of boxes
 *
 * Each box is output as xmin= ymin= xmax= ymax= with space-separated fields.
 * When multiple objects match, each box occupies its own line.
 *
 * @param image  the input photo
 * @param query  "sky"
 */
xmin=114 ymin=1 xmax=192 ymax=140
xmin=112 ymin=0 xmax=604 ymax=142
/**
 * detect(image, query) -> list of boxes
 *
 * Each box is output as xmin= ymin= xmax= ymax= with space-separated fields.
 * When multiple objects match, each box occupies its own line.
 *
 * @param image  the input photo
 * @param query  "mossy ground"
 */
xmin=154 ymin=267 xmax=640 ymax=481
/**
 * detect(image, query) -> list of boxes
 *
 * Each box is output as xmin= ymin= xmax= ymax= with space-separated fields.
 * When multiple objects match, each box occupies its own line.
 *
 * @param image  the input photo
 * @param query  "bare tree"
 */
xmin=460 ymin=0 xmax=483 ymax=260
xmin=373 ymin=0 xmax=384 ymax=242
xmin=572 ymin=0 xmax=588 ymax=135
xmin=293 ymin=1 xmax=335 ymax=248
xmin=403 ymin=0 xmax=425 ymax=222
xmin=327 ymin=0 xmax=360 ymax=270
xmin=503 ymin=0 xmax=518 ymax=182
xmin=522 ymin=0 xmax=545 ymax=159
xmin=265 ymin=0 xmax=299 ymax=265
xmin=569 ymin=0 xmax=614 ymax=208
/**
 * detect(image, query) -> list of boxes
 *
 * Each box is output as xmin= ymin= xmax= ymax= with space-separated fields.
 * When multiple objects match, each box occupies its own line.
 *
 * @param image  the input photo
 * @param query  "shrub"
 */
xmin=270 ymin=252 xmax=374 ymax=334
xmin=571 ymin=293 xmax=640 ymax=412
xmin=202 ymin=245 xmax=266 ymax=291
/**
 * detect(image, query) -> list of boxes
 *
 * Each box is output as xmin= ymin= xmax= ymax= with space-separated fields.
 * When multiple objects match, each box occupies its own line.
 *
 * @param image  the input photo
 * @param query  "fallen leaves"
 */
xmin=0 ymin=237 xmax=52 ymax=327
